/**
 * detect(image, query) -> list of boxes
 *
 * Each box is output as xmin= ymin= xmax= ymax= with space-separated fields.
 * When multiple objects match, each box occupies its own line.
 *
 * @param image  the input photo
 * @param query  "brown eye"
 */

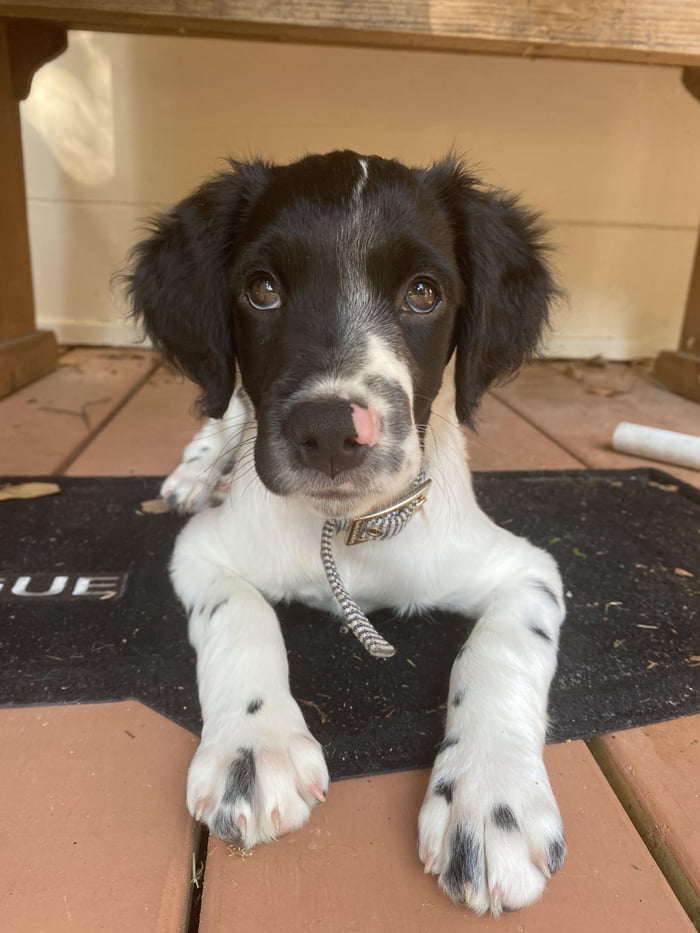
xmin=247 ymin=276 xmax=281 ymax=310
xmin=403 ymin=279 xmax=440 ymax=314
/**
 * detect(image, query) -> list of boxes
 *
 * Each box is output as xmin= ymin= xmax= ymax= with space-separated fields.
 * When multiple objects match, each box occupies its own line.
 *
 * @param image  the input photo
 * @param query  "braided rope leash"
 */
xmin=320 ymin=476 xmax=431 ymax=659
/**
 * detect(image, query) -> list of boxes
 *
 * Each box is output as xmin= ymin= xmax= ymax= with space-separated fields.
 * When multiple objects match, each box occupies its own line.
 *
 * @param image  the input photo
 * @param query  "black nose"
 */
xmin=287 ymin=399 xmax=368 ymax=478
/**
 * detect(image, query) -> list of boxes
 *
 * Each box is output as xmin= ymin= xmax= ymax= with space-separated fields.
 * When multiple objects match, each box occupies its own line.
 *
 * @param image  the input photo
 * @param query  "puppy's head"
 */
xmin=126 ymin=150 xmax=555 ymax=516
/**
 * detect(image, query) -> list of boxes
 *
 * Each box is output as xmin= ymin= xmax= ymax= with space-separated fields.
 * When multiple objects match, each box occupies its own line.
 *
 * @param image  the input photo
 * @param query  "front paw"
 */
xmin=187 ymin=727 xmax=329 ymax=847
xmin=418 ymin=743 xmax=565 ymax=915
xmin=160 ymin=461 xmax=225 ymax=513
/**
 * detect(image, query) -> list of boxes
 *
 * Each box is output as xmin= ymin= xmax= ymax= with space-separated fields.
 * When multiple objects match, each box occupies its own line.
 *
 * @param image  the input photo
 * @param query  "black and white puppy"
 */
xmin=127 ymin=150 xmax=566 ymax=915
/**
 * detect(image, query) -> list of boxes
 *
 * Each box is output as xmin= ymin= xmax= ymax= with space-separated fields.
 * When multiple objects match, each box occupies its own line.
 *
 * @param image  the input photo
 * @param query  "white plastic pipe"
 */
xmin=611 ymin=422 xmax=700 ymax=471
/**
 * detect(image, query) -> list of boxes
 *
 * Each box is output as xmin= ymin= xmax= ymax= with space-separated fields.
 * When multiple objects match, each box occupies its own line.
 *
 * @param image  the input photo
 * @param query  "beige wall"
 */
xmin=20 ymin=31 xmax=700 ymax=357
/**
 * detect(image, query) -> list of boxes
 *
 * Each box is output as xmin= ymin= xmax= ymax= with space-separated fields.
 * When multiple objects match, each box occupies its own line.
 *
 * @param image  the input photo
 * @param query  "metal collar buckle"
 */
xmin=345 ymin=478 xmax=432 ymax=546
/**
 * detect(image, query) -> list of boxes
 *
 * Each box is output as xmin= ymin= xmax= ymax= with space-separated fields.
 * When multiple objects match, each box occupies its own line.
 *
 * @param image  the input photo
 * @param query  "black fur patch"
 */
xmin=452 ymin=688 xmax=465 ymax=708
xmin=213 ymin=748 xmax=256 ymax=843
xmin=547 ymin=835 xmax=566 ymax=876
xmin=530 ymin=623 xmax=553 ymax=643
xmin=437 ymin=735 xmax=459 ymax=754
xmin=167 ymin=495 xmax=184 ymax=512
xmin=433 ymin=778 xmax=456 ymax=804
xmin=492 ymin=804 xmax=519 ymax=831
xmin=246 ymin=698 xmax=264 ymax=714
xmin=441 ymin=823 xmax=482 ymax=903
xmin=222 ymin=748 xmax=256 ymax=805
xmin=209 ymin=598 xmax=229 ymax=618
xmin=533 ymin=580 xmax=560 ymax=608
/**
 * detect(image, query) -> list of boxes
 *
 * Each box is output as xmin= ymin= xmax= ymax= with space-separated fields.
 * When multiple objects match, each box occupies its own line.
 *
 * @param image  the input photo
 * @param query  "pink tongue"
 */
xmin=350 ymin=404 xmax=380 ymax=446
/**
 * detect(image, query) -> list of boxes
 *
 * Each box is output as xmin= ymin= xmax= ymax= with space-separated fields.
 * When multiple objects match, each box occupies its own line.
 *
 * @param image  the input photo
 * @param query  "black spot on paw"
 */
xmin=222 ymin=748 xmax=256 ymax=806
xmin=213 ymin=748 xmax=256 ymax=843
xmin=210 ymin=598 xmax=229 ymax=618
xmin=212 ymin=810 xmax=244 ymax=844
xmin=433 ymin=778 xmax=456 ymax=804
xmin=246 ymin=698 xmax=264 ymax=715
xmin=502 ymin=904 xmax=519 ymax=913
xmin=441 ymin=823 xmax=481 ymax=903
xmin=532 ymin=580 xmax=560 ymax=609
xmin=529 ymin=623 xmax=553 ymax=643
xmin=452 ymin=688 xmax=465 ymax=708
xmin=547 ymin=835 xmax=566 ymax=875
xmin=492 ymin=804 xmax=519 ymax=831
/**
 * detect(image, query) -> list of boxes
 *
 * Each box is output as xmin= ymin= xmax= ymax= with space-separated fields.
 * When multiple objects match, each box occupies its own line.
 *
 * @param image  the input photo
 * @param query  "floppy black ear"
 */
xmin=432 ymin=160 xmax=557 ymax=428
xmin=124 ymin=161 xmax=270 ymax=418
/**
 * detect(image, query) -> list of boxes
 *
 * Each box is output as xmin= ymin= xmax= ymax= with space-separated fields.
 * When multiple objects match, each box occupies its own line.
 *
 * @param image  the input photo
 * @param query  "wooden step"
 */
xmin=199 ymin=741 xmax=695 ymax=932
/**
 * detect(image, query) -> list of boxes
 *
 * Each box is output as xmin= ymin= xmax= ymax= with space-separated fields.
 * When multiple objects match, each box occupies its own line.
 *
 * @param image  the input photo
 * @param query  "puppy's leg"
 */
xmin=172 ymin=525 xmax=329 ymax=846
xmin=161 ymin=390 xmax=250 ymax=513
xmin=418 ymin=542 xmax=565 ymax=915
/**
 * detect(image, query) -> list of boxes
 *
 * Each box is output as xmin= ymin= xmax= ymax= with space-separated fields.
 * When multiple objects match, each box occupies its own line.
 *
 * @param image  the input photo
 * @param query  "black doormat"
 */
xmin=1 ymin=470 xmax=698 ymax=779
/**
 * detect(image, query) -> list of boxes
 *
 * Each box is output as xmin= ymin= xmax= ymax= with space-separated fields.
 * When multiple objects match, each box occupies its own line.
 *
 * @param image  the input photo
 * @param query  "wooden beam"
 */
xmin=0 ymin=330 xmax=58 ymax=398
xmin=652 ymin=351 xmax=700 ymax=404
xmin=1 ymin=0 xmax=700 ymax=66
xmin=682 ymin=66 xmax=700 ymax=101
xmin=652 ymin=66 xmax=700 ymax=402
xmin=7 ymin=18 xmax=67 ymax=99
xmin=0 ymin=20 xmax=59 ymax=398
xmin=679 ymin=229 xmax=700 ymax=355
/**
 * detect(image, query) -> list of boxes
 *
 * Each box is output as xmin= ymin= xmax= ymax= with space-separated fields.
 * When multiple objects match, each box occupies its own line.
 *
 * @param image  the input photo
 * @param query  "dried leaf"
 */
xmin=584 ymin=354 xmax=608 ymax=368
xmin=585 ymin=386 xmax=625 ymax=397
xmin=298 ymin=698 xmax=329 ymax=724
xmin=646 ymin=660 xmax=659 ymax=670
xmin=673 ymin=568 xmax=694 ymax=578
xmin=0 ymin=481 xmax=61 ymax=502
xmin=140 ymin=498 xmax=170 ymax=514
xmin=562 ymin=364 xmax=584 ymax=381
xmin=648 ymin=481 xmax=679 ymax=493
xmin=684 ymin=656 xmax=700 ymax=666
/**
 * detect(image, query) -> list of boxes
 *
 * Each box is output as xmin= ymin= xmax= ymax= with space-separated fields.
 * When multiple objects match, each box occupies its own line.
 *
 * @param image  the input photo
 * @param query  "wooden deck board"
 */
xmin=0 ymin=702 xmax=199 ymax=933
xmin=467 ymin=393 xmax=584 ymax=471
xmin=0 ymin=347 xmax=157 ymax=475
xmin=589 ymin=716 xmax=700 ymax=928
xmin=493 ymin=362 xmax=700 ymax=488
xmin=199 ymin=742 xmax=695 ymax=932
xmin=67 ymin=365 xmax=200 ymax=476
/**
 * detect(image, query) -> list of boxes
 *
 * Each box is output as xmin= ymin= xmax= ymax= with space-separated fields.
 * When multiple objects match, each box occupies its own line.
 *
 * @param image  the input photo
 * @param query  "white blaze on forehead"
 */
xmin=333 ymin=165 xmax=414 ymax=411
xmin=352 ymin=157 xmax=369 ymax=202
xmin=337 ymin=156 xmax=378 ymax=322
